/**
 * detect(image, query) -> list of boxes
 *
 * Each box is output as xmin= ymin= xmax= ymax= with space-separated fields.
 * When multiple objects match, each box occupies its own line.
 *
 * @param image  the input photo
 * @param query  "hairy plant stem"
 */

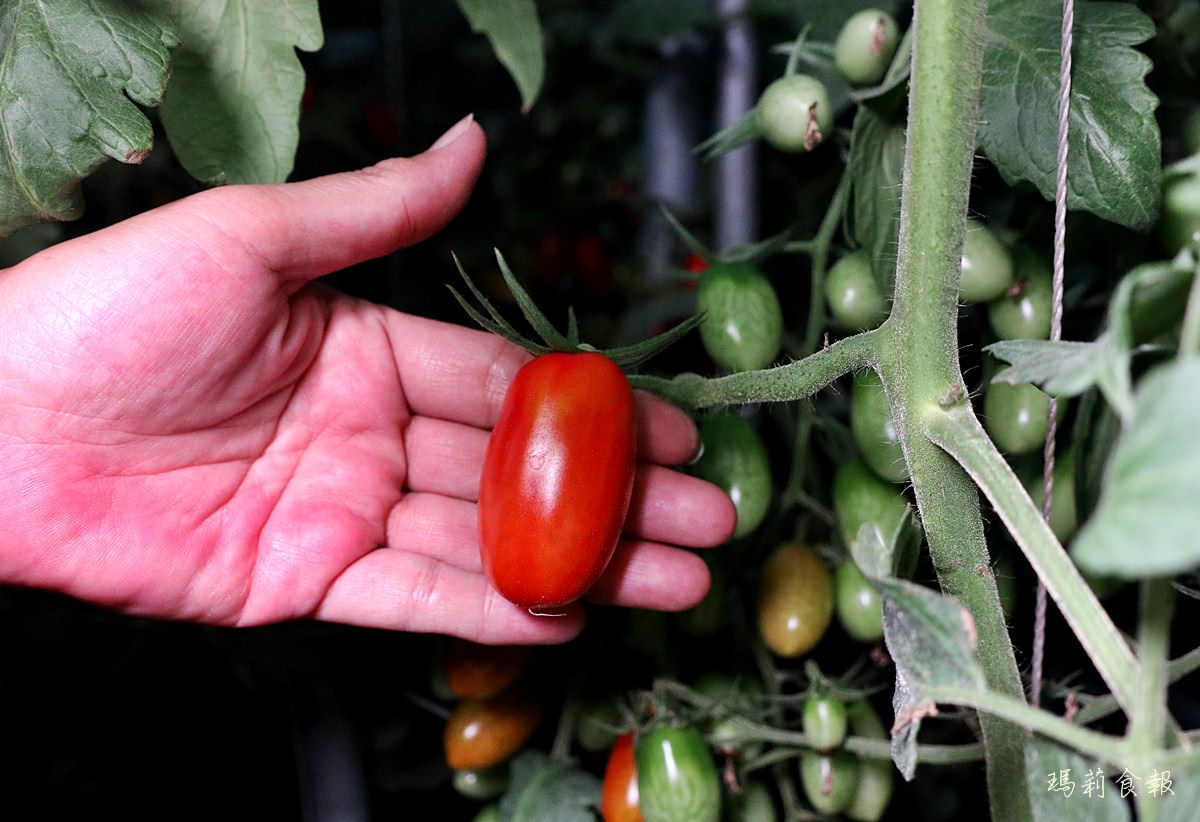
xmin=878 ymin=1 xmax=1031 ymax=817
xmin=1131 ymin=579 xmax=1175 ymax=822
xmin=629 ymin=328 xmax=878 ymax=408
xmin=1072 ymin=644 xmax=1200 ymax=727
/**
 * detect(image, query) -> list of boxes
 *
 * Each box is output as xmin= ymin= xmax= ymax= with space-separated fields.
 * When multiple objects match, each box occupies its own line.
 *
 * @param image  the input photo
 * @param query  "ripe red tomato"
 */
xmin=480 ymin=352 xmax=637 ymax=610
xmin=602 ymin=733 xmax=644 ymax=822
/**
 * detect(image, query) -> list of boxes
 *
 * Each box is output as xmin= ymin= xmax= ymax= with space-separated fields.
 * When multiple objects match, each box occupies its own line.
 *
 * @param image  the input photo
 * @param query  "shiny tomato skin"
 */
xmin=480 ymin=353 xmax=637 ymax=609
xmin=443 ymin=688 xmax=544 ymax=770
xmin=443 ymin=640 xmax=535 ymax=699
xmin=602 ymin=733 xmax=645 ymax=822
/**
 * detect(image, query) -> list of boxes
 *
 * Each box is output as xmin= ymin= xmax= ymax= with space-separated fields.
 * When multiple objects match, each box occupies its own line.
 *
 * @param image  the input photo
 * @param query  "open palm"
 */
xmin=0 ymin=120 xmax=733 ymax=644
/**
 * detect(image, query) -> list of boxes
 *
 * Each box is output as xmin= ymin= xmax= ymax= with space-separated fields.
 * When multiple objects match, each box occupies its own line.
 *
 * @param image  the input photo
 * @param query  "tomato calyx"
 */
xmin=450 ymin=250 xmax=702 ymax=368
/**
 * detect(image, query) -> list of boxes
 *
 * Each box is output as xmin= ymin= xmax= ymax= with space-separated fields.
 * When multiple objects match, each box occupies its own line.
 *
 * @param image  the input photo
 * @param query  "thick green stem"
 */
xmin=880 ymin=0 xmax=1031 ymax=817
xmin=629 ymin=329 xmax=878 ymax=408
xmin=1131 ymin=579 xmax=1175 ymax=822
xmin=925 ymin=406 xmax=1140 ymax=711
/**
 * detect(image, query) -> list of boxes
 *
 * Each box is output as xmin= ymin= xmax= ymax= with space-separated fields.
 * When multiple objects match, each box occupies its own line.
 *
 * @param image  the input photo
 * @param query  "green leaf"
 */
xmin=694 ymin=109 xmax=762 ymax=162
xmin=1072 ymin=359 xmax=1200 ymax=579
xmin=844 ymin=107 xmax=906 ymax=293
xmin=1158 ymin=757 xmax=1200 ymax=822
xmin=0 ymin=1 xmax=176 ymax=234
xmin=978 ymin=1 xmax=1160 ymax=229
xmin=1024 ymin=739 xmax=1130 ymax=822
xmin=457 ymin=0 xmax=544 ymax=112
xmin=602 ymin=0 xmax=712 ymax=48
xmin=987 ymin=340 xmax=1108 ymax=397
xmin=159 ymin=0 xmax=322 ymax=185
xmin=498 ymin=751 xmax=601 ymax=822
xmin=851 ymin=531 xmax=985 ymax=780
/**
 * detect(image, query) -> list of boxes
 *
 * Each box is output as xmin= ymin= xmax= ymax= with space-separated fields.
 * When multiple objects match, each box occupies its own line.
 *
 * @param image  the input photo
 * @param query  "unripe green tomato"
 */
xmin=983 ymin=381 xmax=1050 ymax=456
xmin=1161 ymin=173 xmax=1200 ymax=255
xmin=692 ymin=671 xmax=764 ymax=707
xmin=1185 ymin=108 xmax=1200 ymax=155
xmin=472 ymin=804 xmax=501 ymax=822
xmin=803 ymin=695 xmax=848 ymax=752
xmin=988 ymin=248 xmax=1052 ymax=340
xmin=698 ymin=262 xmax=784 ymax=372
xmin=834 ymin=9 xmax=901 ymax=86
xmin=1023 ymin=450 xmax=1078 ymax=542
xmin=844 ymin=701 xmax=894 ymax=821
xmin=710 ymin=715 xmax=764 ymax=760
xmin=755 ymin=74 xmax=833 ymax=153
xmin=960 ymin=220 xmax=1015 ymax=303
xmin=826 ymin=251 xmax=888 ymax=331
xmin=452 ymin=764 xmax=509 ymax=800
xmin=832 ymin=460 xmax=910 ymax=548
xmin=835 ymin=562 xmax=884 ymax=642
xmin=757 ymin=544 xmax=834 ymax=657
xmin=691 ymin=413 xmax=772 ymax=539
xmin=725 ymin=780 xmax=777 ymax=822
xmin=800 ymin=750 xmax=860 ymax=815
xmin=576 ymin=695 xmax=622 ymax=753
xmin=851 ymin=370 xmax=908 ymax=482
xmin=636 ymin=726 xmax=721 ymax=822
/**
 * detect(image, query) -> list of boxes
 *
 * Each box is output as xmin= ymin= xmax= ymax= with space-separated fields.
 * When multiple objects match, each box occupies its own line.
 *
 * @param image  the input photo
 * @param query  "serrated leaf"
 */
xmin=1025 ymin=739 xmax=1130 ymax=822
xmin=978 ymin=1 xmax=1160 ymax=229
xmin=159 ymin=0 xmax=322 ymax=185
xmin=457 ymin=0 xmax=544 ymax=112
xmin=845 ymin=107 xmax=905 ymax=293
xmin=988 ymin=340 xmax=1107 ymax=397
xmin=1072 ymin=360 xmax=1200 ymax=579
xmin=499 ymin=751 xmax=601 ymax=822
xmin=0 ymin=1 xmax=176 ymax=234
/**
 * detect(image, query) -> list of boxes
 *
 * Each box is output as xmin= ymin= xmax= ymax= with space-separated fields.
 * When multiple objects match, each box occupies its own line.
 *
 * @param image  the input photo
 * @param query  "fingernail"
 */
xmin=431 ymin=113 xmax=475 ymax=150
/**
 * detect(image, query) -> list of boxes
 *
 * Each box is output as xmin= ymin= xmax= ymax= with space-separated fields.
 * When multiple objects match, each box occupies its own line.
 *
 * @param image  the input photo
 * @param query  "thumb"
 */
xmin=194 ymin=114 xmax=486 ymax=285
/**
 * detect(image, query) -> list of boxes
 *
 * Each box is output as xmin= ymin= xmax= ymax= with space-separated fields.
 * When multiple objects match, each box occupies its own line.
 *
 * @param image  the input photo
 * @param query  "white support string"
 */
xmin=1032 ymin=0 xmax=1074 ymax=709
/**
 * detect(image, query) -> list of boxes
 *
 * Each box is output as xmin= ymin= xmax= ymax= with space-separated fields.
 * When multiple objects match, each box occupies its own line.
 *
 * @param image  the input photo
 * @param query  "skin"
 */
xmin=0 ymin=117 xmax=735 ymax=644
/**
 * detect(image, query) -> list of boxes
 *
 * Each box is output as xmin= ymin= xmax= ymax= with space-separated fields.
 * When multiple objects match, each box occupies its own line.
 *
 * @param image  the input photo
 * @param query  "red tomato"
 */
xmin=602 ymin=733 xmax=644 ymax=822
xmin=444 ymin=640 xmax=535 ymax=699
xmin=480 ymin=353 xmax=637 ymax=610
xmin=684 ymin=253 xmax=709 ymax=274
xmin=444 ymin=688 xmax=544 ymax=770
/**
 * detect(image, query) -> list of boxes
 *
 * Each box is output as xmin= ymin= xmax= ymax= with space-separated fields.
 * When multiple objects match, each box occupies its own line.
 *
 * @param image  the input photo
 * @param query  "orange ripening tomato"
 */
xmin=602 ymin=733 xmax=644 ymax=822
xmin=479 ymin=352 xmax=637 ymax=610
xmin=443 ymin=688 xmax=544 ymax=770
xmin=444 ymin=640 xmax=535 ymax=699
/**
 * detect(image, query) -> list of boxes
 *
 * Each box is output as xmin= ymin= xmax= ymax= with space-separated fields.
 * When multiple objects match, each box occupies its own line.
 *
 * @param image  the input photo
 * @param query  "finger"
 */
xmin=625 ymin=465 xmax=737 ymax=548
xmin=404 ymin=413 xmax=704 ymax=502
xmin=314 ymin=549 xmax=584 ymax=644
xmin=387 ymin=493 xmax=479 ymax=571
xmin=197 ymin=116 xmax=486 ymax=285
xmin=586 ymin=541 xmax=711 ymax=611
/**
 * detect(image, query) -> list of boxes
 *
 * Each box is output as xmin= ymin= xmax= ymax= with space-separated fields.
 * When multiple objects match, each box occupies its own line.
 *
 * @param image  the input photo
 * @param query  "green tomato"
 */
xmin=1185 ymin=108 xmax=1200 ymax=155
xmin=988 ymin=248 xmax=1052 ymax=340
xmin=851 ymin=370 xmax=908 ymax=482
xmin=698 ymin=262 xmax=784 ymax=372
xmin=452 ymin=764 xmax=509 ymax=800
xmin=691 ymin=413 xmax=772 ymax=539
xmin=803 ymin=695 xmax=848 ymax=752
xmin=834 ymin=9 xmax=901 ymax=86
xmin=983 ymin=381 xmax=1051 ymax=456
xmin=1023 ymin=450 xmax=1078 ymax=542
xmin=1161 ymin=172 xmax=1200 ymax=255
xmin=636 ymin=726 xmax=721 ymax=822
xmin=960 ymin=220 xmax=1014 ymax=303
xmin=826 ymin=251 xmax=888 ymax=331
xmin=757 ymin=544 xmax=834 ymax=658
xmin=800 ymin=750 xmax=860 ymax=815
xmin=576 ymin=695 xmax=622 ymax=753
xmin=692 ymin=671 xmax=764 ymax=707
xmin=844 ymin=701 xmax=894 ymax=821
xmin=835 ymin=562 xmax=884 ymax=642
xmin=471 ymin=804 xmax=501 ymax=822
xmin=832 ymin=459 xmax=910 ymax=549
xmin=756 ymin=74 xmax=834 ymax=153
xmin=724 ymin=780 xmax=777 ymax=822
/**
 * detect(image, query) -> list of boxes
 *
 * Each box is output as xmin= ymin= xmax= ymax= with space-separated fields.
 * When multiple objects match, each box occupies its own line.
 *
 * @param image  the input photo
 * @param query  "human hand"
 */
xmin=0 ymin=117 xmax=735 ymax=643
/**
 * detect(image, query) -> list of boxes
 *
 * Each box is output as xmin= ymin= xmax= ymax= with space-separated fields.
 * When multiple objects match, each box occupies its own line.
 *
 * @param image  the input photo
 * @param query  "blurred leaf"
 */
xmin=694 ymin=109 xmax=761 ymax=162
xmin=0 ymin=0 xmax=176 ymax=234
xmin=1072 ymin=359 xmax=1200 ymax=579
xmin=1024 ymin=739 xmax=1130 ymax=821
xmin=159 ymin=0 xmax=322 ymax=185
xmin=499 ymin=751 xmax=600 ymax=822
xmin=457 ymin=0 xmax=545 ymax=112
xmin=845 ymin=108 xmax=906 ymax=293
xmin=1157 ymin=756 xmax=1200 ymax=821
xmin=1072 ymin=389 xmax=1122 ymax=524
xmin=978 ymin=1 xmax=1160 ymax=229
xmin=603 ymin=0 xmax=711 ymax=47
